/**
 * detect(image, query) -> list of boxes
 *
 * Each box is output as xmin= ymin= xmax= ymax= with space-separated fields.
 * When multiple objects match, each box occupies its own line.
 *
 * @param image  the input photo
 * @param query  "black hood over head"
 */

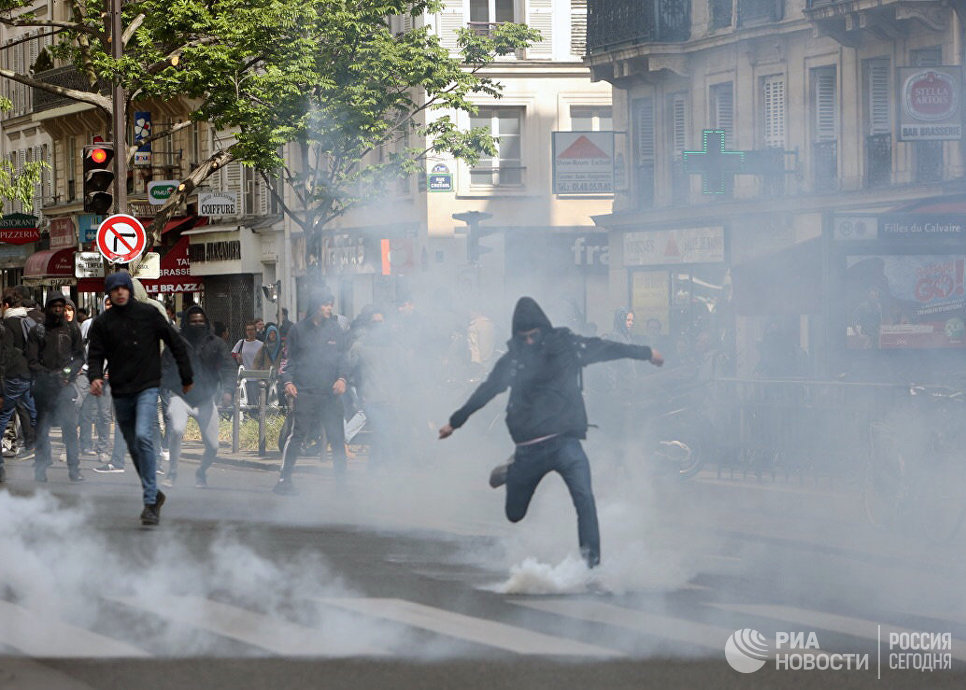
xmin=303 ymin=286 xmax=335 ymax=321
xmin=180 ymin=304 xmax=209 ymax=330
xmin=511 ymin=297 xmax=552 ymax=333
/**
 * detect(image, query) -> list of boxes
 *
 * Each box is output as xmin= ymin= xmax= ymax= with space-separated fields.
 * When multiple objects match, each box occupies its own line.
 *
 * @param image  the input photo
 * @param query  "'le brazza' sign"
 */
xmin=0 ymin=213 xmax=40 ymax=245
xmin=898 ymin=66 xmax=963 ymax=141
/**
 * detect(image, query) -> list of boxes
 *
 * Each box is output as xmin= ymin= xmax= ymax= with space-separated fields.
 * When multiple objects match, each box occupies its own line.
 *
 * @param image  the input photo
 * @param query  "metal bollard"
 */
xmin=258 ymin=379 xmax=267 ymax=456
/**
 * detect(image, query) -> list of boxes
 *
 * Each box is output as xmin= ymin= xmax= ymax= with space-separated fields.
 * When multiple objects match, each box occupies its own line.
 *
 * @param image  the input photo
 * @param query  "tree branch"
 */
xmin=121 ymin=13 xmax=144 ymax=47
xmin=0 ymin=17 xmax=95 ymax=32
xmin=124 ymin=119 xmax=192 ymax=165
xmin=0 ymin=67 xmax=111 ymax=113
xmin=145 ymin=147 xmax=236 ymax=247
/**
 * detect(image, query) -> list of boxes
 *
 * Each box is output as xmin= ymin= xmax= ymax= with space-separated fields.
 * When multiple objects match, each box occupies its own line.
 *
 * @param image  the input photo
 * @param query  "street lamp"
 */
xmin=451 ymin=211 xmax=493 ymax=264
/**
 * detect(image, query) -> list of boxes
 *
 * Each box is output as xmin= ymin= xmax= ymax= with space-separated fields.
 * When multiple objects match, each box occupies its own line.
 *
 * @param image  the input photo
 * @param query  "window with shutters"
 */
xmin=526 ymin=0 xmax=552 ymax=58
xmin=863 ymin=58 xmax=891 ymax=188
xmin=570 ymin=105 xmax=612 ymax=132
xmin=468 ymin=0 xmax=517 ymax=41
xmin=810 ymin=66 xmax=837 ymax=191
xmin=911 ymin=47 xmax=943 ymax=183
xmin=668 ymin=92 xmax=688 ymax=204
xmin=571 ymin=0 xmax=587 ymax=57
xmin=760 ymin=74 xmax=785 ymax=149
xmin=470 ymin=106 xmax=524 ymax=188
xmin=709 ymin=82 xmax=734 ymax=145
xmin=632 ymin=97 xmax=655 ymax=208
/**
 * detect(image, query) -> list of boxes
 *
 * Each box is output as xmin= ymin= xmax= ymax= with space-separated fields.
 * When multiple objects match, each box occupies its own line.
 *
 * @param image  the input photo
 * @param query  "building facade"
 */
xmin=584 ymin=0 xmax=966 ymax=376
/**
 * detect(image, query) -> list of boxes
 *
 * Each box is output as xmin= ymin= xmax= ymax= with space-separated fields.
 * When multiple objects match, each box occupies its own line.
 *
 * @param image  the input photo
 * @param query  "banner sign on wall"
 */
xmin=624 ymin=227 xmax=725 ymax=266
xmin=552 ymin=131 xmax=615 ymax=194
xmin=134 ymin=111 xmax=152 ymax=166
xmin=898 ymin=66 xmax=963 ymax=141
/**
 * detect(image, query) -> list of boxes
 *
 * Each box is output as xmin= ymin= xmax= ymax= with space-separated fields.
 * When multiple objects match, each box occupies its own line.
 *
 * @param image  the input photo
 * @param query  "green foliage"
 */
xmin=0 ymin=98 xmax=46 ymax=213
xmin=0 ymin=0 xmax=537 ymax=235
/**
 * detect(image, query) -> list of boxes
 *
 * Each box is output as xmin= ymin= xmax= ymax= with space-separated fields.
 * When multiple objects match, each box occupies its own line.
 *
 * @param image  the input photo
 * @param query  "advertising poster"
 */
xmin=846 ymin=254 xmax=966 ymax=349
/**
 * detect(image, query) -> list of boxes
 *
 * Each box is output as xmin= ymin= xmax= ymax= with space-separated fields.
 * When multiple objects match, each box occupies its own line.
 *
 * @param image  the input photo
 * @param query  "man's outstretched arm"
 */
xmin=577 ymin=336 xmax=663 ymax=368
xmin=439 ymin=354 xmax=511 ymax=439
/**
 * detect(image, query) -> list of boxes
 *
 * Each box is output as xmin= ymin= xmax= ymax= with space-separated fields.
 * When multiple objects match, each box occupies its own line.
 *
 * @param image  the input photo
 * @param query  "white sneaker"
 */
xmin=160 ymin=450 xmax=170 ymax=462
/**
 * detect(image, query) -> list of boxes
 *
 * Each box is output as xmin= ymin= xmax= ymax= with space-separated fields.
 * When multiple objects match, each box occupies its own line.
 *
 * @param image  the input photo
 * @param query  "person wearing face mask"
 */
xmin=273 ymin=288 xmax=348 ymax=495
xmin=27 ymin=294 xmax=86 ymax=483
xmin=438 ymin=297 xmax=664 ymax=569
xmin=160 ymin=304 xmax=235 ymax=488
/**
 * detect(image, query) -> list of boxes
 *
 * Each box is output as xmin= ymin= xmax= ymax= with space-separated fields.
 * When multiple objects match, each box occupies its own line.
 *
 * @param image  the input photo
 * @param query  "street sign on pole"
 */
xmin=96 ymin=214 xmax=147 ymax=263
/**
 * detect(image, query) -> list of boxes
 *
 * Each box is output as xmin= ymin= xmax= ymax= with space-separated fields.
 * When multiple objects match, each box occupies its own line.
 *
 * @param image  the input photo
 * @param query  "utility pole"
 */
xmin=111 ymin=0 xmax=126 ymax=215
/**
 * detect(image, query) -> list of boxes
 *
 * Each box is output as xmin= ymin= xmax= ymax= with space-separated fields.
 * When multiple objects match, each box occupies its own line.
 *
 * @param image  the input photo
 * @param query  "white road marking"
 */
xmin=108 ymin=595 xmax=391 ymax=656
xmin=316 ymin=597 xmax=622 ymax=657
xmin=0 ymin=600 xmax=148 ymax=658
xmin=511 ymin=598 xmax=732 ymax=651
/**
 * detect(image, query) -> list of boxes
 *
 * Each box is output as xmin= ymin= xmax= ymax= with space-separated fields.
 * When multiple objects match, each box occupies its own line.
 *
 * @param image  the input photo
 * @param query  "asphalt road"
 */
xmin=1 ymin=442 xmax=965 ymax=689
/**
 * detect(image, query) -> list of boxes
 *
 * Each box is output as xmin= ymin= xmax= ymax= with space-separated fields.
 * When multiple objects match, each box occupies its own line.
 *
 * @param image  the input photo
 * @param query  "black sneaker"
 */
xmin=272 ymin=477 xmax=298 ymax=495
xmin=140 ymin=490 xmax=166 ymax=526
xmin=489 ymin=455 xmax=515 ymax=489
xmin=69 ymin=470 xmax=85 ymax=482
xmin=93 ymin=463 xmax=124 ymax=474
xmin=194 ymin=470 xmax=207 ymax=488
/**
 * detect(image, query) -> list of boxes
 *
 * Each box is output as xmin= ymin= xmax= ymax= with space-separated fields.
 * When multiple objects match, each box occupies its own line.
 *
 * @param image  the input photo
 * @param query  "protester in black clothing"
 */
xmin=439 ymin=297 xmax=664 ymax=568
xmin=27 ymin=294 xmax=86 ymax=483
xmin=161 ymin=305 xmax=234 ymax=488
xmin=278 ymin=308 xmax=294 ymax=341
xmin=0 ymin=290 xmax=37 ymax=460
xmin=274 ymin=288 xmax=348 ymax=494
xmin=88 ymin=272 xmax=193 ymax=526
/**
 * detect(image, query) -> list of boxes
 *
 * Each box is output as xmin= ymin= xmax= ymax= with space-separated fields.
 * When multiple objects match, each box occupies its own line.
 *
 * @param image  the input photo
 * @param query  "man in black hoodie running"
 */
xmin=161 ymin=304 xmax=235 ymax=487
xmin=88 ymin=272 xmax=193 ymax=526
xmin=439 ymin=297 xmax=663 ymax=568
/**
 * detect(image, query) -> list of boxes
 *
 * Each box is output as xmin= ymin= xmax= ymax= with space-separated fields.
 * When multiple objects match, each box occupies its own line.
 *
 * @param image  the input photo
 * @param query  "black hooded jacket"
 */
xmin=162 ymin=305 xmax=235 ymax=407
xmin=87 ymin=295 xmax=192 ymax=396
xmin=26 ymin=295 xmax=85 ymax=387
xmin=279 ymin=291 xmax=348 ymax=393
xmin=449 ymin=297 xmax=654 ymax=444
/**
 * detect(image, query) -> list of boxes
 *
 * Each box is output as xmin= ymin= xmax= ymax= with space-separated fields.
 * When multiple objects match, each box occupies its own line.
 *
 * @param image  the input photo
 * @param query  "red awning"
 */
xmin=23 ymin=247 xmax=75 ymax=279
xmin=137 ymin=215 xmax=208 ymax=236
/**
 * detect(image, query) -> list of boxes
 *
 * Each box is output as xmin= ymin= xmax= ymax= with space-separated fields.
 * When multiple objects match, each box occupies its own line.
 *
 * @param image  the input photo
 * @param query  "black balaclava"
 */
xmin=181 ymin=304 xmax=210 ymax=344
xmin=44 ymin=294 xmax=67 ymax=329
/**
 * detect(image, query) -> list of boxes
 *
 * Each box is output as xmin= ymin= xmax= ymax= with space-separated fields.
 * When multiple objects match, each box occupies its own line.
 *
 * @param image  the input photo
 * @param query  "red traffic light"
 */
xmin=90 ymin=148 xmax=108 ymax=164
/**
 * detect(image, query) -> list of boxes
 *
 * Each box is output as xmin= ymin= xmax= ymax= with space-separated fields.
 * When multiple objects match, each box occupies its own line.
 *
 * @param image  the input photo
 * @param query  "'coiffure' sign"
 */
xmin=198 ymin=191 xmax=239 ymax=216
xmin=899 ymin=66 xmax=962 ymax=141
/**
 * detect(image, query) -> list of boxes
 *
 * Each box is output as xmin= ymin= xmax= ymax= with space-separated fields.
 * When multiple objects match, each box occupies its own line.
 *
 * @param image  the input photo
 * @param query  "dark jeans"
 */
xmin=34 ymin=379 xmax=80 ymax=473
xmin=0 ymin=377 xmax=36 ymax=471
xmin=506 ymin=435 xmax=600 ymax=568
xmin=280 ymin=389 xmax=346 ymax=480
xmin=113 ymin=387 xmax=160 ymax=505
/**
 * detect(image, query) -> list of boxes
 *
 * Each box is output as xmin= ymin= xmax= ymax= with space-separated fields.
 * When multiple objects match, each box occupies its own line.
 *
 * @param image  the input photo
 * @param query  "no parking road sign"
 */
xmin=96 ymin=214 xmax=147 ymax=263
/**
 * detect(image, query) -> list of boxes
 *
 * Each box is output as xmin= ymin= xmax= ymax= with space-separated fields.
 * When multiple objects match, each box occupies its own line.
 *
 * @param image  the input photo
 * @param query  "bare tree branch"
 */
xmin=121 ymin=13 xmax=144 ymax=47
xmin=0 ymin=17 xmax=95 ymax=32
xmin=145 ymin=147 xmax=237 ymax=247
xmin=0 ymin=67 xmax=111 ymax=112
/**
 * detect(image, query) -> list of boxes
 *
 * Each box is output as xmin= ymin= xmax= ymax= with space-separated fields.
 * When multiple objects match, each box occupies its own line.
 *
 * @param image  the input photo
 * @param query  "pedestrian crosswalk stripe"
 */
xmin=710 ymin=603 xmax=966 ymax=662
xmin=511 ymin=598 xmax=732 ymax=651
xmin=107 ymin=595 xmax=392 ymax=656
xmin=315 ymin=597 xmax=623 ymax=657
xmin=0 ymin=600 xmax=149 ymax=658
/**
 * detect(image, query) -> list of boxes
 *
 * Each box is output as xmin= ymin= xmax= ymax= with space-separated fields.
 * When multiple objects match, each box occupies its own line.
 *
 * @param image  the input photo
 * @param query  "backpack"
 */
xmin=19 ymin=315 xmax=39 ymax=345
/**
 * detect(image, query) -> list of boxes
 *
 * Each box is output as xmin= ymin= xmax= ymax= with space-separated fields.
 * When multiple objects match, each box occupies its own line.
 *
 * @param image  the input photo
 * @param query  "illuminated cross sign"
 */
xmin=683 ymin=129 xmax=746 ymax=194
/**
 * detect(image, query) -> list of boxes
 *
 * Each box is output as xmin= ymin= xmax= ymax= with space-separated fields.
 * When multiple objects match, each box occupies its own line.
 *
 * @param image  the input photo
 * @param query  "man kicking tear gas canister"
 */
xmin=438 ymin=297 xmax=663 ymax=568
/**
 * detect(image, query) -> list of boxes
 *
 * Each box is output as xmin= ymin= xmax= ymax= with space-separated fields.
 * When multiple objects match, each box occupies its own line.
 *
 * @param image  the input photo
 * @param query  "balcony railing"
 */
xmin=587 ymin=0 xmax=691 ymax=54
xmin=32 ymin=66 xmax=107 ymax=113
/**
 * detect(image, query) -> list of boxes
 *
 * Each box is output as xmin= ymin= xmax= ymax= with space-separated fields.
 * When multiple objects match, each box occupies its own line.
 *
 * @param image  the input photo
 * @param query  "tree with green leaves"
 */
xmin=0 ymin=96 xmax=46 ymax=214
xmin=0 ymin=0 xmax=536 ymax=253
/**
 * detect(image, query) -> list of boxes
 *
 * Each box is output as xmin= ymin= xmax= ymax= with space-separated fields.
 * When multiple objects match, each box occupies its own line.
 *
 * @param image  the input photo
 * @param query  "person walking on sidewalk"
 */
xmin=87 ymin=272 xmax=193 ymax=526
xmin=28 ymin=294 xmax=86 ymax=483
xmin=274 ymin=288 xmax=348 ymax=495
xmin=438 ymin=297 xmax=664 ymax=569
xmin=161 ymin=305 xmax=234 ymax=488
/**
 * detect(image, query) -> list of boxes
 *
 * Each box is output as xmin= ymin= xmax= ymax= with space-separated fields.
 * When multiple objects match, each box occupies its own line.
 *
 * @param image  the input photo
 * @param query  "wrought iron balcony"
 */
xmin=32 ymin=66 xmax=107 ymax=113
xmin=587 ymin=0 xmax=691 ymax=54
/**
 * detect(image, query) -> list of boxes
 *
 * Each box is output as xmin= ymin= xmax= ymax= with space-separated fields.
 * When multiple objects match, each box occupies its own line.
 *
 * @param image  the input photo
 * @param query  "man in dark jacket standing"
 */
xmin=87 ymin=272 xmax=193 ymax=526
xmin=438 ymin=297 xmax=663 ymax=568
xmin=161 ymin=304 xmax=234 ymax=488
xmin=275 ymin=288 xmax=348 ymax=495
xmin=28 ymin=294 xmax=86 ymax=483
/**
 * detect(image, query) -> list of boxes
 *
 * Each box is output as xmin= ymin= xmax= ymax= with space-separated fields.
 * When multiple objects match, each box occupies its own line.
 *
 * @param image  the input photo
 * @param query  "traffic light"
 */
xmin=83 ymin=143 xmax=115 ymax=214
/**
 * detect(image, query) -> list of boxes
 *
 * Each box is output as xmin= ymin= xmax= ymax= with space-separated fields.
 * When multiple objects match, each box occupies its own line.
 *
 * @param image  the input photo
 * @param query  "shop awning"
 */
xmin=137 ymin=215 xmax=207 ymax=237
xmin=23 ymin=247 xmax=76 ymax=285
xmin=731 ymin=238 xmax=824 ymax=316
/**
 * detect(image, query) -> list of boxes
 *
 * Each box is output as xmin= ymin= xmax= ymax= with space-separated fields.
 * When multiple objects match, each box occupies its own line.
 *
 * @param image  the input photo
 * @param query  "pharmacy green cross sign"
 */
xmin=683 ymin=129 xmax=746 ymax=194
